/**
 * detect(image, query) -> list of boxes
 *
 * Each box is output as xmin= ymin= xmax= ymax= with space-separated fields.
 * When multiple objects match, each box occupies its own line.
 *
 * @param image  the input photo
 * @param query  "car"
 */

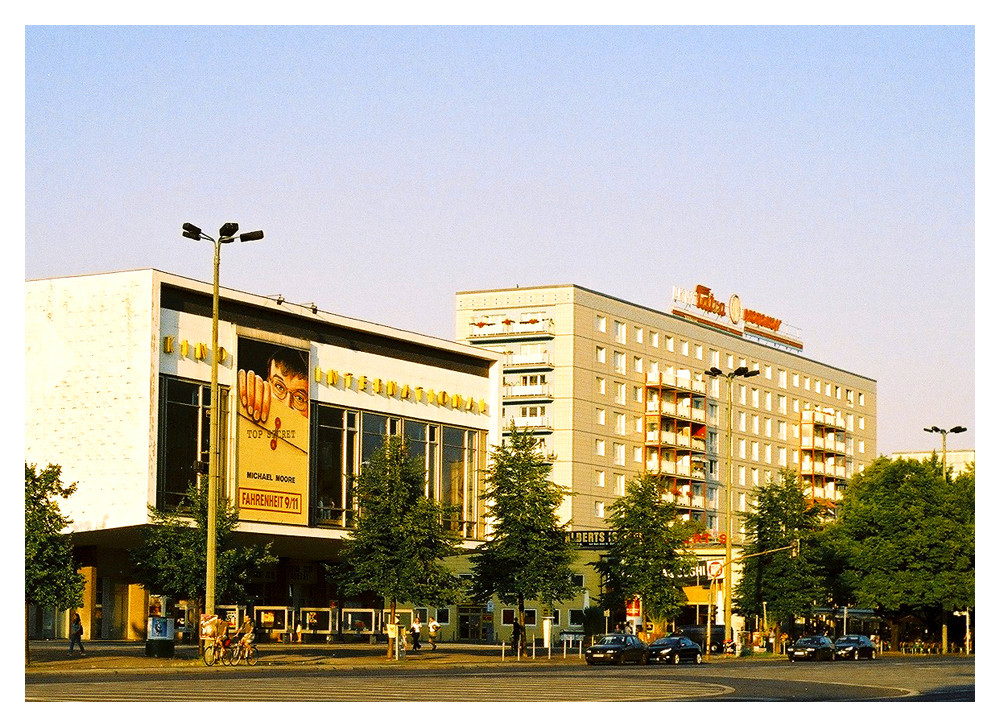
xmin=647 ymin=636 xmax=703 ymax=664
xmin=834 ymin=634 xmax=877 ymax=660
xmin=584 ymin=633 xmax=648 ymax=665
xmin=787 ymin=635 xmax=834 ymax=662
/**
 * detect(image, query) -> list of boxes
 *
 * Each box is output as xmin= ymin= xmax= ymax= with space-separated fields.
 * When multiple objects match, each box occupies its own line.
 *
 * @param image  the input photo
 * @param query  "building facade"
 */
xmin=26 ymin=269 xmax=503 ymax=642
xmin=455 ymin=283 xmax=879 ymax=550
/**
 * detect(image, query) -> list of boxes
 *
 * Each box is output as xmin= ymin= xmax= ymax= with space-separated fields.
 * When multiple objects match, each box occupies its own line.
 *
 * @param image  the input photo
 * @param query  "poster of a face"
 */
xmin=236 ymin=338 xmax=310 ymax=525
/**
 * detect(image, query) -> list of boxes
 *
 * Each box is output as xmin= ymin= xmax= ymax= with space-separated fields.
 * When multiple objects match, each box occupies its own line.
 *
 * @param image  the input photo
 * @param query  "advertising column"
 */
xmin=236 ymin=339 xmax=310 ymax=526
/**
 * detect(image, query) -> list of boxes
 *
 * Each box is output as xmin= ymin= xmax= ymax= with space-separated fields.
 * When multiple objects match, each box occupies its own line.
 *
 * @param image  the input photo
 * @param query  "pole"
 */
xmin=724 ymin=375 xmax=734 ymax=648
xmin=206 ymin=237 xmax=221 ymax=622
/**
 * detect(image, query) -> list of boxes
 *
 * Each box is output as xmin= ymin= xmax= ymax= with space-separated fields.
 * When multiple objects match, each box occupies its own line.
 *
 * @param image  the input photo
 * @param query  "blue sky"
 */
xmin=23 ymin=24 xmax=978 ymax=456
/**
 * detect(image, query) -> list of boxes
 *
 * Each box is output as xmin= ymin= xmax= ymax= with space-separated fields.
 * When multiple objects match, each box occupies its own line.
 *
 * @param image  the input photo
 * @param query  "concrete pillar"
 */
xmin=128 ymin=583 xmax=149 ymax=641
xmin=78 ymin=565 xmax=98 ymax=639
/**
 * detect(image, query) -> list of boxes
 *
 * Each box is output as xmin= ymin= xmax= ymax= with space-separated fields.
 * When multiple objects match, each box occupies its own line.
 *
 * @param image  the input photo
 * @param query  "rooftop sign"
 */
xmin=671 ymin=284 xmax=803 ymax=352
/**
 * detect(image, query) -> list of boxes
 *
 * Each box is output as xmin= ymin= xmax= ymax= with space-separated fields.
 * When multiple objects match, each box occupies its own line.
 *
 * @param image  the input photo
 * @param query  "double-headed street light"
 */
xmin=704 ymin=365 xmax=759 ymax=648
xmin=182 ymin=222 xmax=264 ymax=624
xmin=923 ymin=425 xmax=967 ymax=485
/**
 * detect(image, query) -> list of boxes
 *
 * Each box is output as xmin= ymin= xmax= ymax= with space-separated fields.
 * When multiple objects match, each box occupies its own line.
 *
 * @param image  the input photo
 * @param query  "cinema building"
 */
xmin=25 ymin=269 xmax=503 ymax=643
xmin=456 ymin=283 xmax=878 ymax=626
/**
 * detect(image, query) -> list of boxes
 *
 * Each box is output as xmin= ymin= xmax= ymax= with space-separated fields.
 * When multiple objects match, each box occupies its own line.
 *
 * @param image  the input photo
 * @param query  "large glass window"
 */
xmin=157 ymin=376 xmax=229 ymax=511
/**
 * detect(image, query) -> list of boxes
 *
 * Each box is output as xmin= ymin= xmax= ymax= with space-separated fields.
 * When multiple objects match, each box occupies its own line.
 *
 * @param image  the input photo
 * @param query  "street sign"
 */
xmin=707 ymin=560 xmax=724 ymax=579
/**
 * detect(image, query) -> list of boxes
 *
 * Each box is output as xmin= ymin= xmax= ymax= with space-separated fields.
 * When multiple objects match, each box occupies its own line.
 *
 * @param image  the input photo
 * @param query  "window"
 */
xmin=726 ymin=353 xmax=734 ymax=369
xmin=666 ymin=336 xmax=674 ymax=352
xmin=615 ymin=382 xmax=626 ymax=404
xmin=792 ymin=373 xmax=799 ymax=388
xmin=611 ymin=412 xmax=624 ymax=435
xmin=778 ymin=421 xmax=787 ymax=440
xmin=614 ymin=320 xmax=626 ymax=343
xmin=596 ymin=407 xmax=606 ymax=426
xmin=613 ymin=442 xmax=625 ymax=465
xmin=595 ymin=470 xmax=606 ymax=488
xmin=859 ymin=416 xmax=865 ymax=431
xmin=739 ymin=385 xmax=747 ymax=405
xmin=835 ymin=385 xmax=841 ymax=400
xmin=595 ymin=501 xmax=605 ymax=518
xmin=633 ymin=445 xmax=643 ymax=462
xmin=778 ymin=369 xmax=787 ymax=388
xmin=501 ymin=608 xmax=537 ymax=626
xmin=764 ymin=443 xmax=772 ymax=464
xmin=778 ymin=446 xmax=787 ymax=466
xmin=859 ymin=392 xmax=866 ymax=406
xmin=635 ymin=327 xmax=644 ymax=344
xmin=680 ymin=340 xmax=689 ymax=356
xmin=738 ymin=438 xmax=747 ymax=458
xmin=752 ymin=414 xmax=760 ymax=434
xmin=778 ymin=394 xmax=787 ymax=414
xmin=846 ymin=389 xmax=854 ymax=404
xmin=569 ymin=610 xmax=585 ymax=627
xmin=634 ymin=356 xmax=644 ymax=373
xmin=633 ymin=386 xmax=643 ymax=404
xmin=597 ymin=376 xmax=606 ymax=395
xmin=595 ymin=439 xmax=606 ymax=456
xmin=157 ymin=376 xmax=229 ymax=511
xmin=738 ymin=411 xmax=747 ymax=432
xmin=826 ymin=383 xmax=832 ymax=397
xmin=751 ymin=388 xmax=760 ymax=408
xmin=615 ymin=473 xmax=626 ymax=495
xmin=710 ymin=349 xmax=720 ymax=367
xmin=596 ymin=315 xmax=607 ymax=333
xmin=613 ymin=350 xmax=626 ymax=373
xmin=764 ymin=392 xmax=772 ymax=411
xmin=765 ymin=365 xmax=772 ymax=380
xmin=694 ymin=344 xmax=703 ymax=360
xmin=596 ymin=346 xmax=607 ymax=364
xmin=751 ymin=441 xmax=759 ymax=461
xmin=859 ymin=440 xmax=866 ymax=453
xmin=764 ymin=417 xmax=772 ymax=437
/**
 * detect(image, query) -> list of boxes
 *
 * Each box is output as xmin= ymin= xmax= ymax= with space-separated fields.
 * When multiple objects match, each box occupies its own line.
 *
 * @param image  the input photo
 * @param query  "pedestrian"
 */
xmin=69 ymin=613 xmax=86 ymax=655
xmin=428 ymin=615 xmax=441 ymax=651
xmin=511 ymin=619 xmax=523 ymax=656
xmin=410 ymin=616 xmax=422 ymax=651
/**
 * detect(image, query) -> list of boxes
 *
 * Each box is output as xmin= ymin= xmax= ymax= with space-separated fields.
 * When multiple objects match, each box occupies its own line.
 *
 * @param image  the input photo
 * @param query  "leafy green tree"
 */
xmin=594 ymin=473 xmax=701 ymax=631
xmin=25 ymin=463 xmax=85 ymax=664
xmin=829 ymin=456 xmax=974 ymax=650
xmin=131 ymin=482 xmax=276 ymax=621
xmin=733 ymin=469 xmax=824 ymax=645
xmin=469 ymin=427 xmax=579 ymax=648
xmin=338 ymin=435 xmax=462 ymax=656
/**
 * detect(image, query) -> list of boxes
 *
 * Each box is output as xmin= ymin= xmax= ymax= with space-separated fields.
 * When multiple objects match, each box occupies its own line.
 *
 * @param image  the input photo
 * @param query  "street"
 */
xmin=25 ymin=648 xmax=974 ymax=702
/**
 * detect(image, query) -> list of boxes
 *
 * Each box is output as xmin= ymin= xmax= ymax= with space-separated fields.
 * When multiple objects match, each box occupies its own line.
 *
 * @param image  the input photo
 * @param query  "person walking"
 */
xmin=68 ymin=613 xmax=86 ymax=655
xmin=511 ymin=619 xmax=523 ymax=657
xmin=410 ymin=616 xmax=423 ymax=651
xmin=427 ymin=615 xmax=441 ymax=651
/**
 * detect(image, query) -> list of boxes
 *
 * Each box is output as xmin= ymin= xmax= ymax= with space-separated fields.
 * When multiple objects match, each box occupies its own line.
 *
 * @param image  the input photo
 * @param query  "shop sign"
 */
xmin=566 ymin=530 xmax=616 ymax=548
xmin=672 ymin=284 xmax=783 ymax=332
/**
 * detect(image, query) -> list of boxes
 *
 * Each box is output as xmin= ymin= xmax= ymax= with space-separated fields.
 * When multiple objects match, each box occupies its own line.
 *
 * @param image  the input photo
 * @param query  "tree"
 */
xmin=469 ymin=427 xmax=580 ymax=648
xmin=593 ymin=473 xmax=701 ymax=632
xmin=25 ymin=463 xmax=85 ymax=664
xmin=733 ymin=469 xmax=824 ymax=646
xmin=130 ymin=482 xmax=276 ymax=624
xmin=338 ymin=435 xmax=462 ymax=656
xmin=829 ymin=456 xmax=974 ymax=650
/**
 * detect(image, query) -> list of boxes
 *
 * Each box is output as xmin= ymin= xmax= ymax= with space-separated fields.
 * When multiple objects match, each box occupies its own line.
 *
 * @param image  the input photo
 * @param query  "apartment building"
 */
xmin=456 ymin=283 xmax=878 ymax=543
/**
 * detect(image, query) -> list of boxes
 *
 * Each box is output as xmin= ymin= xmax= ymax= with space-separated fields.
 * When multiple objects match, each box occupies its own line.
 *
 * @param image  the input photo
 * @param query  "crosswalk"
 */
xmin=27 ymin=671 xmax=733 ymax=702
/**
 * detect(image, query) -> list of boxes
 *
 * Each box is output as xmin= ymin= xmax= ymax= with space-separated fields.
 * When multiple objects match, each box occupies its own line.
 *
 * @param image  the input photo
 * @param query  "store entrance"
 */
xmin=458 ymin=606 xmax=484 ymax=641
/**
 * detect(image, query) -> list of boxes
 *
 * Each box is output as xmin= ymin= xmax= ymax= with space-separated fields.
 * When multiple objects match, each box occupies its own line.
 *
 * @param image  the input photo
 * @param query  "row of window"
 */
xmin=594 ymin=315 xmax=868 ymax=408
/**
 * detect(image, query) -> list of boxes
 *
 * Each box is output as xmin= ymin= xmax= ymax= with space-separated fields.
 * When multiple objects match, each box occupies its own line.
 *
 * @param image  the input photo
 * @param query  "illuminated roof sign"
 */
xmin=671 ymin=284 xmax=803 ymax=352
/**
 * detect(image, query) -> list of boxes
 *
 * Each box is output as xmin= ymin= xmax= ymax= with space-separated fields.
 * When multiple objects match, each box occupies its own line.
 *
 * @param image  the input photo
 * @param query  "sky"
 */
xmin=22 ymin=22 xmax=981 ymax=458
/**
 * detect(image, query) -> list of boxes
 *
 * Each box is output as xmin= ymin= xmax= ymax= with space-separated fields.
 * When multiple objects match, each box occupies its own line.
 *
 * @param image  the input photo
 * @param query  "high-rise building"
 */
xmin=456 ymin=283 xmax=878 ymax=543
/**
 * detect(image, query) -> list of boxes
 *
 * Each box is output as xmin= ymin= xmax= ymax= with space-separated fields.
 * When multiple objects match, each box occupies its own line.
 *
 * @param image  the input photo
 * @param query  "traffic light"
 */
xmin=790 ymin=538 xmax=800 ymax=558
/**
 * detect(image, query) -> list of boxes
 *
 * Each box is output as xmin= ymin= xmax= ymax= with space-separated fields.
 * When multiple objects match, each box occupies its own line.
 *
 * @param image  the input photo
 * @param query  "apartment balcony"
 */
xmin=507 ymin=415 xmax=553 ymax=430
xmin=645 ymin=372 xmax=707 ymax=394
xmin=468 ymin=319 xmax=554 ymax=340
xmin=503 ymin=352 xmax=553 ymax=369
xmin=801 ymin=409 xmax=847 ymax=431
xmin=647 ymin=401 xmax=706 ymax=423
xmin=502 ymin=383 xmax=554 ymax=400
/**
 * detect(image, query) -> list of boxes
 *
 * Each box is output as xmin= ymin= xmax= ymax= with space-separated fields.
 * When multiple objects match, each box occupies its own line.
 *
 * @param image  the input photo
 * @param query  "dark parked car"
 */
xmin=787 ymin=635 xmax=834 ymax=662
xmin=647 ymin=636 xmax=703 ymax=664
xmin=584 ymin=633 xmax=648 ymax=665
xmin=834 ymin=634 xmax=877 ymax=660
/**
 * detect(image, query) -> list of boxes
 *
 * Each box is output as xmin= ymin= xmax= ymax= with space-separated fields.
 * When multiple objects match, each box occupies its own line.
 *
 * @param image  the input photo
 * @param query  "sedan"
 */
xmin=647 ymin=636 xmax=703 ymax=664
xmin=834 ymin=634 xmax=877 ymax=660
xmin=584 ymin=633 xmax=648 ymax=665
xmin=787 ymin=635 xmax=834 ymax=662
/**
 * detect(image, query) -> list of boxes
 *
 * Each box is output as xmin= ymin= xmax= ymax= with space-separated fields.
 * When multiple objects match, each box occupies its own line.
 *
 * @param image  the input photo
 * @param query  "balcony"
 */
xmin=503 ymin=352 xmax=553 ymax=369
xmin=645 ymin=372 xmax=708 ymax=394
xmin=468 ymin=319 xmax=554 ymax=340
xmin=507 ymin=415 xmax=552 ymax=430
xmin=502 ymin=383 xmax=553 ymax=400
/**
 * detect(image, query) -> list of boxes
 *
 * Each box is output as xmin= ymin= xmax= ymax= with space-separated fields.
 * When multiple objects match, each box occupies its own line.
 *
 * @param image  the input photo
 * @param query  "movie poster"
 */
xmin=235 ymin=338 xmax=310 ymax=525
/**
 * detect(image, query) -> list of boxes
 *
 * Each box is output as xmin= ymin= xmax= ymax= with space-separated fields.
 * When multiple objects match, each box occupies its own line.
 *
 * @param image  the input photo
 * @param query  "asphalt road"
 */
xmin=25 ymin=654 xmax=974 ymax=702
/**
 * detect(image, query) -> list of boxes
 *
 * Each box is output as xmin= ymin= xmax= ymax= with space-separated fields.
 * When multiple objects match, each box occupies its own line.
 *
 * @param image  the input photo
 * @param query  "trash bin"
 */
xmin=145 ymin=616 xmax=175 ymax=658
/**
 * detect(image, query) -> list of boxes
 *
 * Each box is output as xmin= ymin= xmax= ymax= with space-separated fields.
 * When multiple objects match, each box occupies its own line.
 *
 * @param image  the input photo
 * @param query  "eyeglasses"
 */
xmin=270 ymin=375 xmax=309 ymax=412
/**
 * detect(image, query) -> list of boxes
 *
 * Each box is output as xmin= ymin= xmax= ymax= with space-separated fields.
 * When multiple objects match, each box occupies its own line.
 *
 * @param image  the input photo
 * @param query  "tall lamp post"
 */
xmin=923 ymin=424 xmax=966 ymax=655
xmin=704 ymin=365 xmax=759 ymax=649
xmin=181 ymin=222 xmax=264 ymax=623
xmin=923 ymin=425 xmax=967 ymax=484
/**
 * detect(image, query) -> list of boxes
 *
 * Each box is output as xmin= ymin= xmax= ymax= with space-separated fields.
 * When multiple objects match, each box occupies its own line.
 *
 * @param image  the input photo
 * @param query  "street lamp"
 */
xmin=923 ymin=425 xmax=967 ymax=484
xmin=704 ymin=365 xmax=759 ymax=649
xmin=182 ymin=222 xmax=263 ymax=625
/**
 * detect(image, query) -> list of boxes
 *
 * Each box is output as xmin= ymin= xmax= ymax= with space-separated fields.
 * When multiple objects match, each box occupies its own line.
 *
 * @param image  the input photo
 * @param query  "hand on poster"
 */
xmin=239 ymin=368 xmax=272 ymax=424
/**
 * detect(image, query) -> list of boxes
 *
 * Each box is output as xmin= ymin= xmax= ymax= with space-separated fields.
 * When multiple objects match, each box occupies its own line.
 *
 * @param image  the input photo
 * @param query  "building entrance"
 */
xmin=458 ymin=606 xmax=484 ymax=640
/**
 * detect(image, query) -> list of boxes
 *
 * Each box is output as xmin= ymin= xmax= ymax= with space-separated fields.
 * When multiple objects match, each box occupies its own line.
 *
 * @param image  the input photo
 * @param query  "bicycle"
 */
xmin=202 ymin=635 xmax=234 ymax=666
xmin=229 ymin=637 xmax=259 ymax=666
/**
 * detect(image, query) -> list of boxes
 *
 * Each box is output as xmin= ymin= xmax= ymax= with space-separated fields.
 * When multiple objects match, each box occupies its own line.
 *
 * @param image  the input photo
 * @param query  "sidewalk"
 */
xmin=25 ymin=639 xmax=585 ymax=674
